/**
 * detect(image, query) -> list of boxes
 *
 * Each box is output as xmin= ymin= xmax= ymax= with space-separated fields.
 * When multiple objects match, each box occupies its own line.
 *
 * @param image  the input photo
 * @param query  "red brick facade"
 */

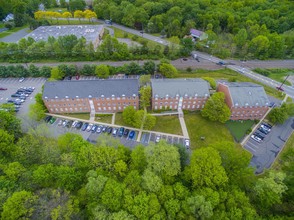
xmin=44 ymin=96 xmax=139 ymax=113
xmin=151 ymin=96 xmax=209 ymax=110
xmin=217 ymin=83 xmax=269 ymax=120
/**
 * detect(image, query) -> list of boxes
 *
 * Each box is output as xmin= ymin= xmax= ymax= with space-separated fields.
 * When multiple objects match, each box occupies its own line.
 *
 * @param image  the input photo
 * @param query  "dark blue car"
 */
xmin=81 ymin=123 xmax=89 ymax=131
xmin=128 ymin=130 xmax=135 ymax=140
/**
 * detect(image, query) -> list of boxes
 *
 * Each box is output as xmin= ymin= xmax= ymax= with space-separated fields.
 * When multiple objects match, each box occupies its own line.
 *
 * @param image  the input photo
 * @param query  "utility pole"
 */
xmin=277 ymin=75 xmax=289 ymax=91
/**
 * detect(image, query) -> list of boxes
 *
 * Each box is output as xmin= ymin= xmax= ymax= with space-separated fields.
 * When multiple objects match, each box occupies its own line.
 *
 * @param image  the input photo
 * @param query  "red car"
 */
xmin=0 ymin=87 xmax=7 ymax=90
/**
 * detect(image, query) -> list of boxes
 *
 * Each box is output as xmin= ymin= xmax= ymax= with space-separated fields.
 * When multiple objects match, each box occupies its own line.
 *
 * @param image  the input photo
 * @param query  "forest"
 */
xmin=0 ymin=106 xmax=293 ymax=219
xmin=0 ymin=0 xmax=294 ymax=60
xmin=92 ymin=0 xmax=294 ymax=59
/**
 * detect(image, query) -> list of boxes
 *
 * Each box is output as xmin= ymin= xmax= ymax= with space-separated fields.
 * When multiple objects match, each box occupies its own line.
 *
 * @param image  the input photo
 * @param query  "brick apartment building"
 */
xmin=42 ymin=79 xmax=139 ymax=114
xmin=217 ymin=82 xmax=270 ymax=120
xmin=151 ymin=79 xmax=210 ymax=111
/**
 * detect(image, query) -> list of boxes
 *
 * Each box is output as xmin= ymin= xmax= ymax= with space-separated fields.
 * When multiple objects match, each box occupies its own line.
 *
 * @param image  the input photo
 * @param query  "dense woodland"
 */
xmin=0 ymin=107 xmax=293 ymax=219
xmin=1 ymin=0 xmax=294 ymax=60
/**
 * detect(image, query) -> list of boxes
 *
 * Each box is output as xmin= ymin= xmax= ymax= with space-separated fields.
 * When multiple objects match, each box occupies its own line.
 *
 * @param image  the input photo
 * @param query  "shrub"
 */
xmin=186 ymin=67 xmax=192 ymax=72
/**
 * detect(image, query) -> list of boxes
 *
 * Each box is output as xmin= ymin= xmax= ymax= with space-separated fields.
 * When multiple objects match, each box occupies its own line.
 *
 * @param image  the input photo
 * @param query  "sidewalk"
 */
xmin=178 ymin=109 xmax=189 ymax=138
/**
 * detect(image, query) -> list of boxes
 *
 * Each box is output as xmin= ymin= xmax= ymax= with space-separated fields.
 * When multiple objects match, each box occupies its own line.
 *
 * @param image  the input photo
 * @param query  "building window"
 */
xmin=108 ymin=107 xmax=111 ymax=110
xmin=155 ymin=106 xmax=158 ymax=110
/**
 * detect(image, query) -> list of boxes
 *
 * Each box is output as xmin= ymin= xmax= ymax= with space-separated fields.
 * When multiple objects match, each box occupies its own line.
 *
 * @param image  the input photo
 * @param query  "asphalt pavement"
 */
xmin=244 ymin=117 xmax=294 ymax=174
xmin=0 ymin=28 xmax=29 ymax=43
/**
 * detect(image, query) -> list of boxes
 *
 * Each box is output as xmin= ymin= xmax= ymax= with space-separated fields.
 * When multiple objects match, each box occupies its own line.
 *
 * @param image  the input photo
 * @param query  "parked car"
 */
xmin=11 ymin=93 xmax=21 ymax=98
xmin=86 ymin=123 xmax=93 ymax=132
xmin=217 ymin=61 xmax=225 ymax=65
xmin=81 ymin=123 xmax=89 ymax=131
xmin=57 ymin=119 xmax=63 ymax=126
xmin=76 ymin=122 xmax=83 ymax=129
xmin=251 ymin=135 xmax=262 ymax=143
xmin=258 ymin=127 xmax=269 ymax=135
xmin=72 ymin=120 xmax=78 ymax=128
xmin=66 ymin=120 xmax=73 ymax=128
xmin=15 ymin=98 xmax=25 ymax=103
xmin=19 ymin=77 xmax=25 ymax=82
xmin=112 ymin=128 xmax=118 ymax=136
xmin=118 ymin=127 xmax=125 ymax=137
xmin=261 ymin=124 xmax=271 ymax=132
xmin=128 ymin=130 xmax=135 ymax=139
xmin=62 ymin=120 xmax=68 ymax=127
xmin=102 ymin=126 xmax=107 ymax=132
xmin=262 ymin=122 xmax=272 ymax=129
xmin=123 ymin=129 xmax=129 ymax=137
xmin=96 ymin=126 xmax=102 ymax=133
xmin=7 ymin=99 xmax=14 ymax=103
xmin=49 ymin=117 xmax=56 ymax=124
xmin=185 ymin=139 xmax=190 ymax=149
xmin=155 ymin=135 xmax=161 ymax=143
xmin=107 ymin=127 xmax=113 ymax=134
xmin=91 ymin=125 xmax=98 ymax=133
xmin=254 ymin=132 xmax=264 ymax=140
xmin=0 ymin=87 xmax=7 ymax=90
xmin=44 ymin=116 xmax=52 ymax=123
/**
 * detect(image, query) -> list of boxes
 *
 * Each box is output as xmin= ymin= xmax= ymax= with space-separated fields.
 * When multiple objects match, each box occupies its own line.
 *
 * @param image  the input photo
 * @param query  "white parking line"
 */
xmin=245 ymin=144 xmax=256 ymax=152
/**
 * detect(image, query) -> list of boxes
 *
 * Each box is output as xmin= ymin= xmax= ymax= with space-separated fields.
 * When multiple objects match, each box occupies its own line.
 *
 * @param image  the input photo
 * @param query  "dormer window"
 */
xmin=65 ymin=96 xmax=69 ymax=98
xmin=55 ymin=96 xmax=58 ymax=99
xmin=89 ymin=95 xmax=92 ymax=98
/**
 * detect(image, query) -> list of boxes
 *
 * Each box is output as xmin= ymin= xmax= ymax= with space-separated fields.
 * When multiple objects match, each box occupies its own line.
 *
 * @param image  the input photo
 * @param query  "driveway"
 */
xmin=0 ymin=28 xmax=29 ymax=43
xmin=244 ymin=117 xmax=294 ymax=174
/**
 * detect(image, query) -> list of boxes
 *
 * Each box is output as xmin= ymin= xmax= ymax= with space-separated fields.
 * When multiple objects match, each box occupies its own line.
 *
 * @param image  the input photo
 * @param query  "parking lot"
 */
xmin=141 ymin=132 xmax=185 ymax=146
xmin=244 ymin=118 xmax=294 ymax=174
xmin=0 ymin=77 xmax=47 ymax=117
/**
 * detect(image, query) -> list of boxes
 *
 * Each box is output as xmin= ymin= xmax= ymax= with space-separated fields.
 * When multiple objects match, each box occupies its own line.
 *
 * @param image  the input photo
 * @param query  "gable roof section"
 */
xmin=222 ymin=82 xmax=270 ymax=107
xmin=151 ymin=78 xmax=210 ymax=98
xmin=43 ymin=79 xmax=139 ymax=99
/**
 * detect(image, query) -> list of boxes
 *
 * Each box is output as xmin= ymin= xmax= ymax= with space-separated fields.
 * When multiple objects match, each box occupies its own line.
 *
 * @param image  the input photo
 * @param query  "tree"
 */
xmin=159 ymin=63 xmax=178 ymax=78
xmin=130 ymin=145 xmax=147 ymax=173
xmin=28 ymin=102 xmax=46 ymax=121
xmin=84 ymin=10 xmax=97 ymax=22
xmin=95 ymin=64 xmax=110 ymax=79
xmin=1 ymin=191 xmax=37 ymax=220
xmin=142 ymin=169 xmax=163 ymax=193
xmin=145 ymin=141 xmax=181 ymax=178
xmin=143 ymin=114 xmax=156 ymax=130
xmin=139 ymin=74 xmax=151 ymax=86
xmin=62 ymin=12 xmax=72 ymax=24
xmin=268 ymin=107 xmax=288 ymax=124
xmin=254 ymin=171 xmax=287 ymax=210
xmin=184 ymin=195 xmax=213 ymax=219
xmin=189 ymin=147 xmax=228 ymax=189
xmin=0 ymin=110 xmax=22 ymax=139
xmin=139 ymin=85 xmax=151 ymax=108
xmin=50 ymin=67 xmax=64 ymax=80
xmin=180 ymin=38 xmax=194 ymax=56
xmin=201 ymin=92 xmax=231 ymax=123
xmin=0 ymin=129 xmax=15 ymax=160
xmin=73 ymin=10 xmax=84 ymax=23
xmin=143 ymin=61 xmax=156 ymax=75
xmin=249 ymin=35 xmax=270 ymax=59
xmin=70 ymin=1 xmax=86 ymax=12
xmin=202 ymin=77 xmax=216 ymax=89
xmin=122 ymin=106 xmax=136 ymax=126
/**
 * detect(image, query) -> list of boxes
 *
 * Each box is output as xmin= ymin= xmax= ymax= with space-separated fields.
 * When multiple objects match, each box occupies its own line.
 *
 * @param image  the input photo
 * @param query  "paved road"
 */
xmin=0 ymin=28 xmax=29 ymax=43
xmin=245 ymin=118 xmax=294 ymax=174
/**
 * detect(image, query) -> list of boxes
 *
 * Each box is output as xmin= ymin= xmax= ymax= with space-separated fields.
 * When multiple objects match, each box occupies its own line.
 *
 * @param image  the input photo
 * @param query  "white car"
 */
xmin=72 ymin=120 xmax=78 ymax=128
xmin=261 ymin=124 xmax=271 ymax=132
xmin=62 ymin=120 xmax=68 ymax=127
xmin=185 ymin=139 xmax=190 ymax=149
xmin=112 ymin=128 xmax=118 ymax=136
xmin=86 ymin=123 xmax=93 ymax=132
xmin=19 ymin=77 xmax=25 ymax=82
xmin=155 ymin=135 xmax=161 ymax=143
xmin=251 ymin=135 xmax=261 ymax=143
xmin=15 ymin=98 xmax=25 ymax=103
xmin=96 ymin=126 xmax=102 ymax=133
xmin=58 ymin=119 xmax=63 ymax=126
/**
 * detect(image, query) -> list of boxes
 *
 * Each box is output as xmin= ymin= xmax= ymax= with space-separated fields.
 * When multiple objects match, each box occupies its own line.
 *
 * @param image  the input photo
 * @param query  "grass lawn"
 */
xmin=184 ymin=112 xmax=234 ymax=149
xmin=0 ymin=25 xmax=29 ymax=38
xmin=115 ymin=113 xmax=129 ymax=126
xmin=95 ymin=114 xmax=113 ymax=124
xmin=63 ymin=113 xmax=89 ymax=120
xmin=151 ymin=115 xmax=182 ymax=135
xmin=226 ymin=120 xmax=255 ymax=142
xmin=177 ymin=69 xmax=285 ymax=100
xmin=272 ymin=132 xmax=294 ymax=170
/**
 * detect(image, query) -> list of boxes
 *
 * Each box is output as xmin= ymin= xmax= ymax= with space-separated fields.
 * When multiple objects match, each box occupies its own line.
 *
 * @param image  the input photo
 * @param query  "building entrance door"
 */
xmin=178 ymin=97 xmax=183 ymax=110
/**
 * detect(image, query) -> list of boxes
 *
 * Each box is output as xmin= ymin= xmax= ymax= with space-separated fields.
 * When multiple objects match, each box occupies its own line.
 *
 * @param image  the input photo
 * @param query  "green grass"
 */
xmin=177 ymin=68 xmax=285 ymax=100
xmin=272 ymin=132 xmax=294 ymax=170
xmin=0 ymin=25 xmax=29 ymax=39
xmin=115 ymin=113 xmax=129 ymax=126
xmin=226 ymin=120 xmax=255 ymax=142
xmin=151 ymin=115 xmax=182 ymax=135
xmin=95 ymin=114 xmax=113 ymax=124
xmin=254 ymin=68 xmax=294 ymax=86
xmin=184 ymin=112 xmax=234 ymax=149
xmin=286 ymin=96 xmax=292 ymax=103
xmin=63 ymin=113 xmax=90 ymax=120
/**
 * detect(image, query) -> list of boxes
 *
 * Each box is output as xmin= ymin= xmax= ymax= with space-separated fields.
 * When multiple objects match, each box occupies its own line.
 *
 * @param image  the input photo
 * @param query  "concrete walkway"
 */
xmin=178 ymin=109 xmax=189 ymax=138
xmin=150 ymin=112 xmax=179 ymax=116
xmin=112 ymin=113 xmax=116 ymax=125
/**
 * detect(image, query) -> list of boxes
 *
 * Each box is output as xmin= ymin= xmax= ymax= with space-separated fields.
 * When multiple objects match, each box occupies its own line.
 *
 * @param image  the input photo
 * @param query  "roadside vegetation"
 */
xmin=152 ymin=115 xmax=182 ymax=135
xmin=95 ymin=114 xmax=113 ymax=124
xmin=62 ymin=113 xmax=90 ymax=120
xmin=254 ymin=68 xmax=293 ymax=86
